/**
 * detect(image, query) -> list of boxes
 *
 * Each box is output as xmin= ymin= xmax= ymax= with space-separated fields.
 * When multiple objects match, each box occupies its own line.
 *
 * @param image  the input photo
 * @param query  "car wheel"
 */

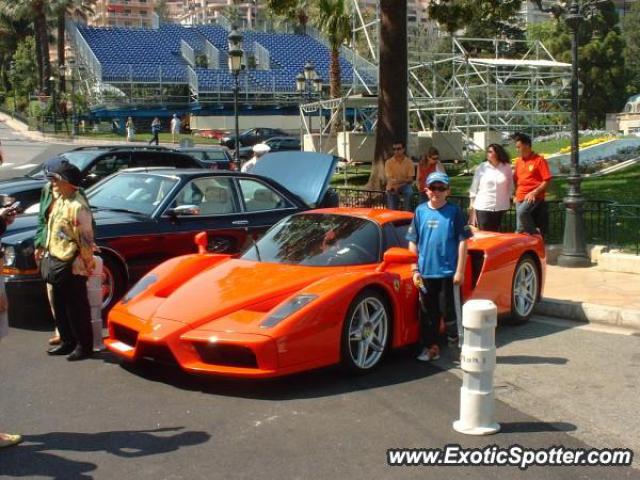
xmin=100 ymin=254 xmax=127 ymax=321
xmin=341 ymin=289 xmax=391 ymax=374
xmin=508 ymin=255 xmax=540 ymax=325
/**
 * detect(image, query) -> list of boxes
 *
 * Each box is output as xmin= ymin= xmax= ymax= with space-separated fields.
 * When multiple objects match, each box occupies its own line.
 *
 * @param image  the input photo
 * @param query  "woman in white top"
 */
xmin=468 ymin=143 xmax=514 ymax=231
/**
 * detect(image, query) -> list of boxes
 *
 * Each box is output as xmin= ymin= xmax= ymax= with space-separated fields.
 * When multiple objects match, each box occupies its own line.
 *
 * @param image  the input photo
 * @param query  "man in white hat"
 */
xmin=241 ymin=143 xmax=271 ymax=173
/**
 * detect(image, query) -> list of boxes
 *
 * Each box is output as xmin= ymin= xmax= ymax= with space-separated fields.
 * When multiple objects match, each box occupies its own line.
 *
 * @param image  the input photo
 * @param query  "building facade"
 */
xmin=90 ymin=0 xmax=157 ymax=28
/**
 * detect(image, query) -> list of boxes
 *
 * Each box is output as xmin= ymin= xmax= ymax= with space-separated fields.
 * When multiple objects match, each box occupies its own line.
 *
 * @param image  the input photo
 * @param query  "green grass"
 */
xmin=48 ymin=131 xmax=225 ymax=146
xmin=331 ymin=135 xmax=640 ymax=204
xmin=333 ymin=164 xmax=640 ymax=204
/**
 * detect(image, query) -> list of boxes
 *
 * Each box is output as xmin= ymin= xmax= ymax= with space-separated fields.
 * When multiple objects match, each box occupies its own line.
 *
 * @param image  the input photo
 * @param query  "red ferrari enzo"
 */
xmin=106 ymin=208 xmax=545 ymax=378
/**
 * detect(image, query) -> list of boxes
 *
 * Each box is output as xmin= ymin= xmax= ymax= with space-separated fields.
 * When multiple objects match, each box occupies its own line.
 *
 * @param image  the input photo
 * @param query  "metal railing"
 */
xmin=180 ymin=39 xmax=196 ymax=67
xmin=68 ymin=19 xmax=103 ymax=81
xmin=216 ymin=14 xmax=232 ymax=31
xmin=100 ymin=64 xmax=186 ymax=84
xmin=254 ymin=42 xmax=270 ymax=70
xmin=333 ymin=188 xmax=640 ymax=254
xmin=187 ymin=65 xmax=199 ymax=98
xmin=205 ymin=40 xmax=220 ymax=70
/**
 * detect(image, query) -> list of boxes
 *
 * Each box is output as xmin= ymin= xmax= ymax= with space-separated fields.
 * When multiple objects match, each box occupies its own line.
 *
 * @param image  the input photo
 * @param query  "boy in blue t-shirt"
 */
xmin=406 ymin=172 xmax=471 ymax=362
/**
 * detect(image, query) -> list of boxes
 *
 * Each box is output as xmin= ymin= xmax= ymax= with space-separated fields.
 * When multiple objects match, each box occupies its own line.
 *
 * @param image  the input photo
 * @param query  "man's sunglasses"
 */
xmin=392 ymin=146 xmax=404 ymax=151
xmin=427 ymin=185 xmax=448 ymax=192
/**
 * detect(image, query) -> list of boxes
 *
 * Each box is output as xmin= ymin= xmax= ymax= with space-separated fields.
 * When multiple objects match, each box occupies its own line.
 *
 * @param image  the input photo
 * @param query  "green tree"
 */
xmin=0 ymin=11 xmax=31 ymax=92
xmin=13 ymin=36 xmax=38 ymax=97
xmin=155 ymin=0 xmax=169 ymax=22
xmin=539 ymin=1 xmax=626 ymax=127
xmin=266 ymin=0 xmax=311 ymax=33
xmin=0 ymin=0 xmax=50 ymax=93
xmin=428 ymin=0 xmax=524 ymax=43
xmin=315 ymin=0 xmax=351 ymax=101
xmin=623 ymin=1 xmax=640 ymax=94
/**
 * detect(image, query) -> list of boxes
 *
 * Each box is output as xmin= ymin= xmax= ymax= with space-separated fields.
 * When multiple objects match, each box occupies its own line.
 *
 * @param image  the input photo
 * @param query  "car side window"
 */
xmin=238 ymin=179 xmax=292 ymax=212
xmin=89 ymin=153 xmax=130 ymax=177
xmin=169 ymin=177 xmax=238 ymax=215
xmin=394 ymin=221 xmax=411 ymax=248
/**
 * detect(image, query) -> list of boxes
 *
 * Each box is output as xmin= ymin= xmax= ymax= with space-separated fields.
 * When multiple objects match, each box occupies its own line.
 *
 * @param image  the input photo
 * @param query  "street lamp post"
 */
xmin=228 ymin=26 xmax=244 ymax=170
xmin=296 ymin=62 xmax=323 ymax=149
xmin=49 ymin=76 xmax=57 ymax=135
xmin=535 ymin=0 xmax=592 ymax=267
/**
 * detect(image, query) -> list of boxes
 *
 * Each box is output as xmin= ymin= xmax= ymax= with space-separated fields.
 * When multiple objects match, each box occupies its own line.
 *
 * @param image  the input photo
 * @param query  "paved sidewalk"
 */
xmin=536 ymin=264 xmax=640 ymax=330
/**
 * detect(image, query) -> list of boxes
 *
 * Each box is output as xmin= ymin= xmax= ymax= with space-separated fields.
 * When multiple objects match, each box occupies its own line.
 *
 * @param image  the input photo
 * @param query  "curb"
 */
xmin=535 ymin=298 xmax=640 ymax=330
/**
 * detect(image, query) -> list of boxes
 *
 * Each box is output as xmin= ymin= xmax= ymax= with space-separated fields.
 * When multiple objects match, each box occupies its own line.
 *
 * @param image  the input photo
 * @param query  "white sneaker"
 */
xmin=416 ymin=346 xmax=440 ymax=362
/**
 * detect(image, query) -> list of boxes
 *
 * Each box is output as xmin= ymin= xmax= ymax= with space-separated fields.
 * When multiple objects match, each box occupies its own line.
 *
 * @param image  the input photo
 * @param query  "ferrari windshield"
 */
xmin=87 ymin=173 xmax=178 ymax=215
xmin=242 ymin=213 xmax=380 ymax=266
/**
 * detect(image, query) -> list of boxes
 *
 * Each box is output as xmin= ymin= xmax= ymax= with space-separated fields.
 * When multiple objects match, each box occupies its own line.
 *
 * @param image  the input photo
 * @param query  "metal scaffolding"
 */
xmin=345 ymin=1 xmax=573 ymax=143
xmin=409 ymin=37 xmax=572 ymax=138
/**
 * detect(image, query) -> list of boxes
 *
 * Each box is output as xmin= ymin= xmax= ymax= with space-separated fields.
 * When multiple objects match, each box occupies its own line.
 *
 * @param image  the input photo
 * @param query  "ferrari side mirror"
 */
xmin=194 ymin=231 xmax=208 ymax=254
xmin=377 ymin=247 xmax=418 ymax=272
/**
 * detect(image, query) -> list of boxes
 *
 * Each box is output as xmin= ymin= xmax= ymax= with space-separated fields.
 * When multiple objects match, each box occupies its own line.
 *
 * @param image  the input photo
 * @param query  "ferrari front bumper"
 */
xmin=106 ymin=311 xmax=287 ymax=378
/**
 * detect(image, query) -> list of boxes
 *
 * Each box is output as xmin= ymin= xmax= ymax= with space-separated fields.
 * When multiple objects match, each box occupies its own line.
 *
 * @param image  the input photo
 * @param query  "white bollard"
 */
xmin=87 ymin=255 xmax=104 ymax=352
xmin=453 ymin=299 xmax=500 ymax=435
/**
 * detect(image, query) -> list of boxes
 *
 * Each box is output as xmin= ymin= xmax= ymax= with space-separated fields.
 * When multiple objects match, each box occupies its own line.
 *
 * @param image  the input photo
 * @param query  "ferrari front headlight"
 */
xmin=260 ymin=294 xmax=318 ymax=328
xmin=3 ymin=246 xmax=16 ymax=267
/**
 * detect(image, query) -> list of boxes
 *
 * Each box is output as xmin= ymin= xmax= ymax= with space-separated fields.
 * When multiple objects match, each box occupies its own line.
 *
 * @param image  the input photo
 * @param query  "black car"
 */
xmin=221 ymin=127 xmax=289 ymax=149
xmin=176 ymin=146 xmax=234 ymax=170
xmin=2 ymin=152 xmax=338 ymax=325
xmin=238 ymin=136 xmax=301 ymax=160
xmin=0 ymin=146 xmax=201 ymax=208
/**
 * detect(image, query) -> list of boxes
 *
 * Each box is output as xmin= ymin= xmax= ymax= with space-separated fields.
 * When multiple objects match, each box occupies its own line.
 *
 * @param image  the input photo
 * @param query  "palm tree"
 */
xmin=315 ymin=0 xmax=351 ymax=100
xmin=267 ymin=0 xmax=312 ymax=33
xmin=0 ymin=0 xmax=50 ymax=93
xmin=369 ymin=0 xmax=407 ymax=190
xmin=52 ymin=0 xmax=95 ymax=92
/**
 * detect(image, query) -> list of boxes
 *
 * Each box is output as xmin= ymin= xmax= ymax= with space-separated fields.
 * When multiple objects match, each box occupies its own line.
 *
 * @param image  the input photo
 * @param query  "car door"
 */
xmin=236 ymin=177 xmax=299 ymax=242
xmin=157 ymin=175 xmax=249 ymax=257
xmin=82 ymin=152 xmax=131 ymax=188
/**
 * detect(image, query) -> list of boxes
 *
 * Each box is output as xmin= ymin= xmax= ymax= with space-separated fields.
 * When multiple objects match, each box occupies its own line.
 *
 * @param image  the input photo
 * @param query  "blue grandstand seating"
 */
xmin=76 ymin=23 xmax=373 ymax=93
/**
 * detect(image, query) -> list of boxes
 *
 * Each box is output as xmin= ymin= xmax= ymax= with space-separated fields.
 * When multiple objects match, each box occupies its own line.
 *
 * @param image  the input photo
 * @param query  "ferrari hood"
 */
xmin=252 ymin=152 xmax=338 ymax=207
xmin=152 ymin=259 xmax=333 ymax=326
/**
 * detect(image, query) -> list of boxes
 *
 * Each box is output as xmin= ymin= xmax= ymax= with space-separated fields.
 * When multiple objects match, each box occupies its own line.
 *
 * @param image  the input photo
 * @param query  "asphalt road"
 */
xmin=0 ymin=120 xmax=74 ymax=181
xmin=0 ymin=317 xmax=638 ymax=479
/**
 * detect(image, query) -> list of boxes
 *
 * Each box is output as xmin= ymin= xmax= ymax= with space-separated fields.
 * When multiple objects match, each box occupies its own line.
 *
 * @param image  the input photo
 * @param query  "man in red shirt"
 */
xmin=512 ymin=133 xmax=552 ymax=234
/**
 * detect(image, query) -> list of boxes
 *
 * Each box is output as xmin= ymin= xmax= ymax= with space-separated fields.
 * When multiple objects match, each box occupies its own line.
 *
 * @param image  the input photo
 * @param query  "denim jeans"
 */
xmin=386 ymin=184 xmax=414 ymax=211
xmin=516 ymin=200 xmax=542 ymax=234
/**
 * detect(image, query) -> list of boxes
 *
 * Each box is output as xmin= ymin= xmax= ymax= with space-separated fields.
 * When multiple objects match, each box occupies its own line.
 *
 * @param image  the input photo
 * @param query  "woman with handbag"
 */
xmin=0 ymin=158 xmax=23 ymax=447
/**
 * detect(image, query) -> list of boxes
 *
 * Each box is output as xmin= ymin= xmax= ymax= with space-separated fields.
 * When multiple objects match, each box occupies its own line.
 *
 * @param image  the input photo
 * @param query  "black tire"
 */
xmin=99 ymin=254 xmax=127 ymax=321
xmin=340 ymin=289 xmax=391 ymax=374
xmin=507 ymin=255 xmax=540 ymax=325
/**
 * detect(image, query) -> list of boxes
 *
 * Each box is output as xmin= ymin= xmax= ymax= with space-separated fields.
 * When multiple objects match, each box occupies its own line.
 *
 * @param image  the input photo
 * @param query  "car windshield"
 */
xmin=87 ymin=173 xmax=178 ymax=215
xmin=28 ymin=151 xmax=102 ymax=177
xmin=185 ymin=150 xmax=228 ymax=162
xmin=242 ymin=213 xmax=380 ymax=266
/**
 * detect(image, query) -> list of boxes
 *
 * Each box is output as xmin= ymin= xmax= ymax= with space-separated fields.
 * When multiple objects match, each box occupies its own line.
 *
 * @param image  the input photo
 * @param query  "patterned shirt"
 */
xmin=45 ymin=191 xmax=95 ymax=272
